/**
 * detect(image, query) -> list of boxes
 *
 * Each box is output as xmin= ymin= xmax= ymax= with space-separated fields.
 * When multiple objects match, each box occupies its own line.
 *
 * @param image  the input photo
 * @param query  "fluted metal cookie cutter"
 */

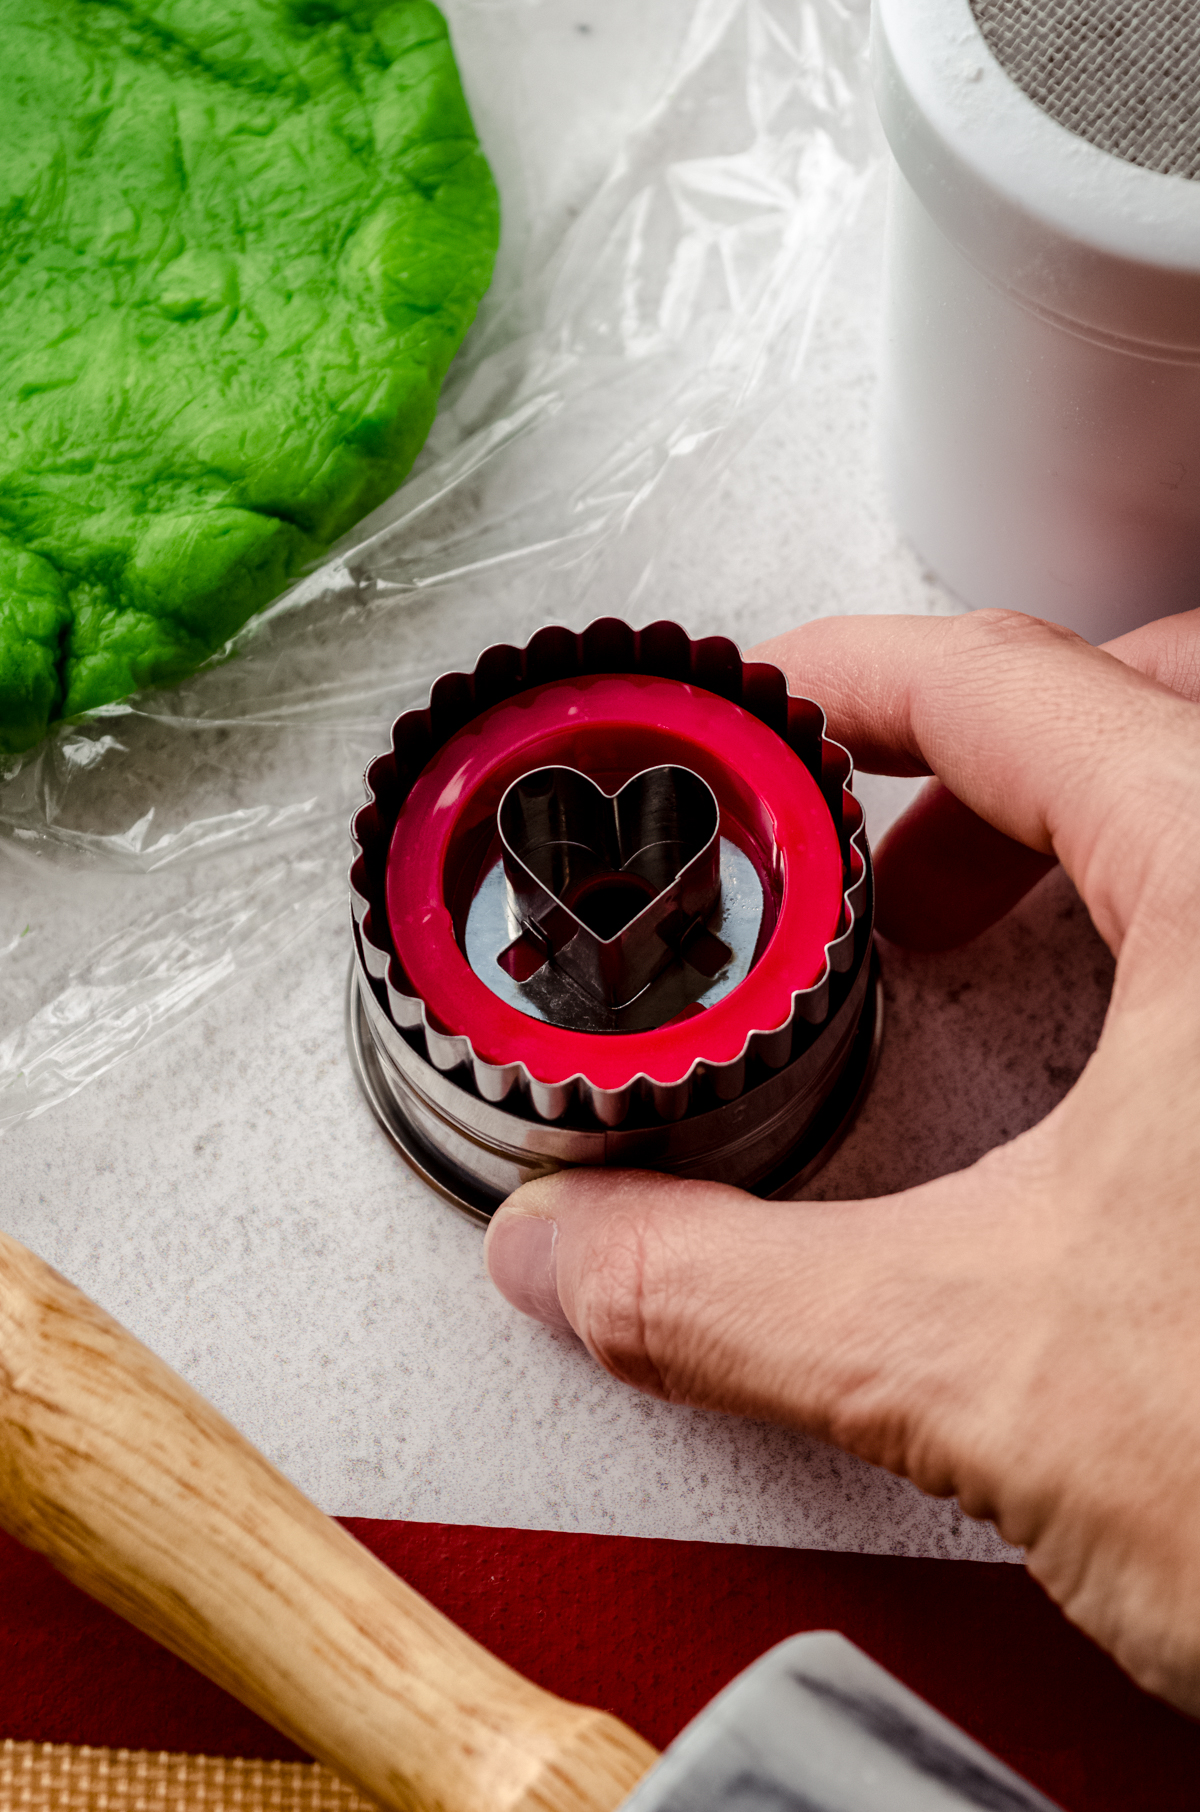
xmin=347 ymin=618 xmax=881 ymax=1223
xmin=497 ymin=764 xmax=727 ymax=1028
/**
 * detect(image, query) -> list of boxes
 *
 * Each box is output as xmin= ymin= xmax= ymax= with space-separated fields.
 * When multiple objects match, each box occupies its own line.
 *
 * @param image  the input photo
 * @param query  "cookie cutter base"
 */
xmin=346 ymin=944 xmax=884 ymax=1227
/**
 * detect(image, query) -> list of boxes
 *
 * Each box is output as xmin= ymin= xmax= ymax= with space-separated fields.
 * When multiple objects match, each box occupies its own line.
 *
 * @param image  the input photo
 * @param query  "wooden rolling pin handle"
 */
xmin=0 ymin=1231 xmax=658 ymax=1812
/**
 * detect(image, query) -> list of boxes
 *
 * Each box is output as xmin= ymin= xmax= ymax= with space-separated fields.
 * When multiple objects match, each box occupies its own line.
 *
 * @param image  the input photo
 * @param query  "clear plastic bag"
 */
xmin=0 ymin=0 xmax=876 ymax=1130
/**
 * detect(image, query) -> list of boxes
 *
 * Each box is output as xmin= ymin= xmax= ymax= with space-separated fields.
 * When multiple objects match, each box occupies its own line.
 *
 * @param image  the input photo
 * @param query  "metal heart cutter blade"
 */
xmin=497 ymin=764 xmax=727 ymax=1030
xmin=348 ymin=618 xmax=881 ymax=1223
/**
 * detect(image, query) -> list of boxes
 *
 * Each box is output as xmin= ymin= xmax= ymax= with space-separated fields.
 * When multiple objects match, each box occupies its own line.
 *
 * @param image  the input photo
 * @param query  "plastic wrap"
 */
xmin=0 ymin=0 xmax=876 ymax=1132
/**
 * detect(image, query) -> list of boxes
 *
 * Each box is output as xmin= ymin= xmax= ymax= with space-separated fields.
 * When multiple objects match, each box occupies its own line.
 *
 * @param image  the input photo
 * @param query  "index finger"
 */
xmin=748 ymin=610 xmax=1200 ymax=956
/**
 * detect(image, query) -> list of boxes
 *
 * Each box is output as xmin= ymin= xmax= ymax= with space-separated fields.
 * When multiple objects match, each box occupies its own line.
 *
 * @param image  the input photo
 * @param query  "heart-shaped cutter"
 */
xmin=348 ymin=618 xmax=880 ymax=1215
xmin=497 ymin=763 xmax=725 ymax=1019
xmin=351 ymin=618 xmax=873 ymax=1128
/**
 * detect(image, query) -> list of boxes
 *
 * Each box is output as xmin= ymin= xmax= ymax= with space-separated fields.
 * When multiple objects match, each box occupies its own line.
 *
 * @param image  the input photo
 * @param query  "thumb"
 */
xmin=484 ymin=1162 xmax=1025 ymax=1503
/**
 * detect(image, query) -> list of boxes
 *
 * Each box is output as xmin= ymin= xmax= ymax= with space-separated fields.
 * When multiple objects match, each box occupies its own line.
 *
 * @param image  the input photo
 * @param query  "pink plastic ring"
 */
xmin=385 ymin=672 xmax=844 ymax=1091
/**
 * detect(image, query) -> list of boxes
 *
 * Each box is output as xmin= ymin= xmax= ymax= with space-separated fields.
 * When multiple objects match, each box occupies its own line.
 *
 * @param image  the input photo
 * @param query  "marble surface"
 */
xmin=0 ymin=113 xmax=1115 ymax=1561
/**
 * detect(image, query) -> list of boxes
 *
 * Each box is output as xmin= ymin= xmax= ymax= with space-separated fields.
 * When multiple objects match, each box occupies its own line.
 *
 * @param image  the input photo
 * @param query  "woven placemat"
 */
xmin=0 ymin=1743 xmax=380 ymax=1812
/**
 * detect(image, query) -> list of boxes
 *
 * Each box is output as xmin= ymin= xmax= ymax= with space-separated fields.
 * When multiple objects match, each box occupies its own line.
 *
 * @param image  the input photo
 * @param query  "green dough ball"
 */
xmin=0 ymin=0 xmax=498 ymax=752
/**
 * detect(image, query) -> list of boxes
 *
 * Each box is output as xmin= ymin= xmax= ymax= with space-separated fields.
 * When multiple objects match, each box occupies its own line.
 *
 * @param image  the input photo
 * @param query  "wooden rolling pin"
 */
xmin=0 ymin=1229 xmax=657 ymax=1812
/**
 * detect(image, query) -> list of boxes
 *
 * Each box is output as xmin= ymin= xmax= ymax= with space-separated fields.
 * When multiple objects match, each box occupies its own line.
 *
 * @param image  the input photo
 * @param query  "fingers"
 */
xmin=750 ymin=610 xmax=1199 ymax=955
xmin=484 ymin=1163 xmax=1021 ymax=1502
xmin=1104 ymin=605 xmax=1200 ymax=701
xmin=868 ymin=608 xmax=1200 ymax=951
xmin=873 ymin=781 xmax=1056 ymax=950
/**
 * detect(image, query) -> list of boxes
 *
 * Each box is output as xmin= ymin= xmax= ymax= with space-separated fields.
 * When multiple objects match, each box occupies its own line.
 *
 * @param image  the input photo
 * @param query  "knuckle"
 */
xmin=954 ymin=608 xmax=1083 ymax=653
xmin=573 ymin=1206 xmax=664 ymax=1393
xmin=563 ymin=1179 xmax=792 ymax=1415
xmin=572 ymin=1194 xmax=709 ymax=1401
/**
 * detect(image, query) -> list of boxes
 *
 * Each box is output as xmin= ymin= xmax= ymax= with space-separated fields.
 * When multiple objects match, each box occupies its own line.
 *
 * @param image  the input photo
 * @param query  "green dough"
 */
xmin=0 ymin=0 xmax=498 ymax=752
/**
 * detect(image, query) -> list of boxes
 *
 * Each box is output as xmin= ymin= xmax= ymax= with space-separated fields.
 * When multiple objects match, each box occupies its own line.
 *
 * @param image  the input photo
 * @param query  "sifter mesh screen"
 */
xmin=970 ymin=1 xmax=1200 ymax=180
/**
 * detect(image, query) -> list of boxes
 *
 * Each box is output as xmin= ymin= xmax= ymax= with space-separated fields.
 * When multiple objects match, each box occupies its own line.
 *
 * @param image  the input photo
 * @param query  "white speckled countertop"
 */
xmin=0 ymin=9 xmax=1114 ymax=1567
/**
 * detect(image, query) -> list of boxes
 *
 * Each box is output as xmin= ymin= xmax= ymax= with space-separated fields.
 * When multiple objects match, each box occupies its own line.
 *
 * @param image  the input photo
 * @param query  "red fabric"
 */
xmin=2 ymin=1520 xmax=1198 ymax=1809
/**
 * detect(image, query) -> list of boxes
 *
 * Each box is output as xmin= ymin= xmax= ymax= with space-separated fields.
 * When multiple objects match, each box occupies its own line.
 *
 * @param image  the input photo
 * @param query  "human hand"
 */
xmin=484 ymin=607 xmax=1200 ymax=1717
